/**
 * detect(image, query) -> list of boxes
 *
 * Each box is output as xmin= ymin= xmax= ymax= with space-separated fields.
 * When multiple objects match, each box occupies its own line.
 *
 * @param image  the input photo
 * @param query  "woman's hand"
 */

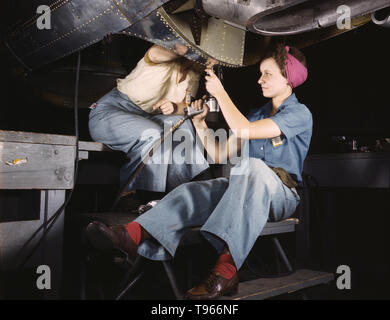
xmin=148 ymin=44 xmax=187 ymax=64
xmin=172 ymin=43 xmax=188 ymax=56
xmin=153 ymin=99 xmax=176 ymax=115
xmin=191 ymin=96 xmax=209 ymax=123
xmin=205 ymin=68 xmax=225 ymax=98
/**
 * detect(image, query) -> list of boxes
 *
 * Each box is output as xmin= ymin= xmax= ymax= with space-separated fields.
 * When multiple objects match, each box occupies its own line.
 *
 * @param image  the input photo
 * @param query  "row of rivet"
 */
xmin=10 ymin=0 xmax=73 ymax=53
xmin=120 ymin=10 xmax=240 ymax=68
xmin=12 ymin=0 xmax=70 ymax=34
xmin=156 ymin=10 xmax=238 ymax=67
xmin=24 ymin=4 xmax=116 ymax=58
xmin=112 ymin=0 xmax=132 ymax=23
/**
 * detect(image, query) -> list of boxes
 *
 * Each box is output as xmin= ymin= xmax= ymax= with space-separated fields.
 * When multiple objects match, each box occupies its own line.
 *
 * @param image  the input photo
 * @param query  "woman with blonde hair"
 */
xmin=88 ymin=44 xmax=209 ymax=194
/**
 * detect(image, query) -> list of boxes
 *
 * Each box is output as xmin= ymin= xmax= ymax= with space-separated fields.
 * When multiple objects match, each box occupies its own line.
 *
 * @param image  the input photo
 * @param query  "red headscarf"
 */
xmin=285 ymin=46 xmax=308 ymax=89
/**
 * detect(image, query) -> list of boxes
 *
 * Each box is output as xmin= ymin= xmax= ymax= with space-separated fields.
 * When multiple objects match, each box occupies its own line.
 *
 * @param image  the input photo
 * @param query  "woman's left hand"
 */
xmin=153 ymin=99 xmax=176 ymax=115
xmin=205 ymin=68 xmax=225 ymax=98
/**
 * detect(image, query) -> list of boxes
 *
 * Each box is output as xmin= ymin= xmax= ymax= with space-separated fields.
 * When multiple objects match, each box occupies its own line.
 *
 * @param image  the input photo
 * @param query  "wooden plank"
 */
xmin=78 ymin=150 xmax=89 ymax=160
xmin=260 ymin=218 xmax=298 ymax=236
xmin=0 ymin=130 xmax=112 ymax=152
xmin=78 ymin=141 xmax=111 ymax=152
xmin=0 ymin=130 xmax=76 ymax=146
xmin=221 ymin=269 xmax=334 ymax=300
xmin=0 ymin=141 xmax=75 ymax=189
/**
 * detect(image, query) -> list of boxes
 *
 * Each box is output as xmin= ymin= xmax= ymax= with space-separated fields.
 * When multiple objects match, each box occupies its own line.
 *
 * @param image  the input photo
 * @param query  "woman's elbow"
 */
xmin=147 ymin=47 xmax=159 ymax=63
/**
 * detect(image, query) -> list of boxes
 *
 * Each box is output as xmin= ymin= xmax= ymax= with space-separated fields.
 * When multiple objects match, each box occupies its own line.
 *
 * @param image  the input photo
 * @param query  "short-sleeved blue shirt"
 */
xmin=246 ymin=93 xmax=312 ymax=183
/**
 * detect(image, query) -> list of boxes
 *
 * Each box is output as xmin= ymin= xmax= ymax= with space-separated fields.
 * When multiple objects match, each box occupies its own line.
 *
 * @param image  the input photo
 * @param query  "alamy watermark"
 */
xmin=37 ymin=5 xmax=51 ymax=30
xmin=138 ymin=124 xmax=250 ymax=175
xmin=36 ymin=265 xmax=51 ymax=290
xmin=337 ymin=5 xmax=352 ymax=30
xmin=336 ymin=265 xmax=351 ymax=290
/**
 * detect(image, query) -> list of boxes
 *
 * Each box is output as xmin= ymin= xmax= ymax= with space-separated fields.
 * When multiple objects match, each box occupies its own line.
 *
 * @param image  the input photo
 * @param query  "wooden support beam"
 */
xmin=0 ymin=130 xmax=76 ymax=146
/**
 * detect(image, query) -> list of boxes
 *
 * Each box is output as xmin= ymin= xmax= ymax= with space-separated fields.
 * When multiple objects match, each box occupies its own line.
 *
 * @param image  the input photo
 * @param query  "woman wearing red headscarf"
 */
xmin=86 ymin=43 xmax=313 ymax=300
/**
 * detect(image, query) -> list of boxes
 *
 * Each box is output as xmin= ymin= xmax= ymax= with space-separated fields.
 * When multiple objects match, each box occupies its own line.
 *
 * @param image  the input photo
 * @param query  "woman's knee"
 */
xmin=88 ymin=116 xmax=107 ymax=143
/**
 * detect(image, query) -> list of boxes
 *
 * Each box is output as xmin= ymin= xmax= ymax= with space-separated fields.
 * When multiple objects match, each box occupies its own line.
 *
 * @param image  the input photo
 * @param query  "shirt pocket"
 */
xmin=265 ymin=136 xmax=286 ymax=163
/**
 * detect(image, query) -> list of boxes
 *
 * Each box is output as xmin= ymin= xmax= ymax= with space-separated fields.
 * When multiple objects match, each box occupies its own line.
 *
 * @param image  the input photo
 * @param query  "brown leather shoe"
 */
xmin=86 ymin=221 xmax=138 ymax=263
xmin=184 ymin=270 xmax=239 ymax=300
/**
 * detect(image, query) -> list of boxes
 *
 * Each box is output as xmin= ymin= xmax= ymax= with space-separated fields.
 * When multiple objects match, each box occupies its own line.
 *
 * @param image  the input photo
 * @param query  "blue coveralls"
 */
xmin=88 ymin=87 xmax=209 ymax=192
xmin=134 ymin=93 xmax=313 ymax=270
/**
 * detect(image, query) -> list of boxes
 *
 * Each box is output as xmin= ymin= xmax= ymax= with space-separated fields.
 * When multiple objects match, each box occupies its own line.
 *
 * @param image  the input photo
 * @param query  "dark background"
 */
xmin=0 ymin=3 xmax=389 ymax=300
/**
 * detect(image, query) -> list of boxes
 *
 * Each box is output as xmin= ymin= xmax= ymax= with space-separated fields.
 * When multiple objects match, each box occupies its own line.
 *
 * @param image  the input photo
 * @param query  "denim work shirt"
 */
xmin=246 ymin=93 xmax=313 ymax=183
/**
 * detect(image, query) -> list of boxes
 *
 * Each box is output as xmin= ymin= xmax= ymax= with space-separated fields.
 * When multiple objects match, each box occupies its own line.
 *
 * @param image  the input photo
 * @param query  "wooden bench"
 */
xmin=77 ymin=153 xmax=334 ymax=300
xmin=80 ymin=211 xmax=334 ymax=300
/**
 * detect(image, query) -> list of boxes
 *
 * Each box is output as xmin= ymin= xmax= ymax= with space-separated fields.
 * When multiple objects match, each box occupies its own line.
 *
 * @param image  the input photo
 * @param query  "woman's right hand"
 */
xmin=191 ymin=96 xmax=209 ymax=123
xmin=173 ymin=43 xmax=188 ymax=56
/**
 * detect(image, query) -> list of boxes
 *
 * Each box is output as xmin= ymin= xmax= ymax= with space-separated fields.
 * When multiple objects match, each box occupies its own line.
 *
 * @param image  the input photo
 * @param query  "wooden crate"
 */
xmin=0 ymin=130 xmax=76 ymax=190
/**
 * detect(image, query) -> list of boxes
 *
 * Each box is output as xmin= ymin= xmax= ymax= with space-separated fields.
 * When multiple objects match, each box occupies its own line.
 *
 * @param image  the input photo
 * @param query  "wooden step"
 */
xmin=220 ymin=269 xmax=334 ymax=300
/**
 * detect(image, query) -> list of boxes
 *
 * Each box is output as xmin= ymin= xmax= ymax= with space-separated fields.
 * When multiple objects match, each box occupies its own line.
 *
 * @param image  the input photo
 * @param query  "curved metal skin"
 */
xmin=248 ymin=0 xmax=390 ymax=36
xmin=201 ymin=0 xmax=390 ymax=36
xmin=372 ymin=7 xmax=390 ymax=28
xmin=5 ymin=0 xmax=390 ymax=72
xmin=122 ymin=7 xmax=256 ymax=68
xmin=201 ymin=0 xmax=308 ymax=27
xmin=122 ymin=8 xmax=211 ymax=67
xmin=5 ymin=0 xmax=170 ymax=71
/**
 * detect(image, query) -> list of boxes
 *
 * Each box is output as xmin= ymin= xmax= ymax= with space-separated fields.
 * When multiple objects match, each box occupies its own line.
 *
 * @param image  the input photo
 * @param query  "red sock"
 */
xmin=213 ymin=253 xmax=237 ymax=279
xmin=125 ymin=221 xmax=142 ymax=245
